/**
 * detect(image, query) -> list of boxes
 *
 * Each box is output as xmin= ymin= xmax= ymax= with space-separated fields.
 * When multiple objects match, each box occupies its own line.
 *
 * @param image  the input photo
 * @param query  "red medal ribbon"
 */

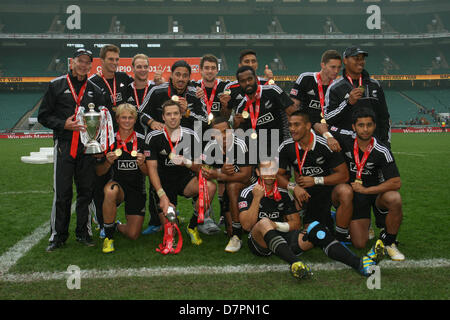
xmin=346 ymin=74 xmax=362 ymax=89
xmin=101 ymin=74 xmax=117 ymax=107
xmin=294 ymin=131 xmax=314 ymax=176
xmin=163 ymin=126 xmax=180 ymax=155
xmin=113 ymin=131 xmax=137 ymax=155
xmin=353 ymin=137 xmax=374 ymax=181
xmin=201 ymin=79 xmax=218 ymax=117
xmin=156 ymin=221 xmax=183 ymax=255
xmin=66 ymin=74 xmax=88 ymax=159
xmin=258 ymin=178 xmax=282 ymax=201
xmin=244 ymin=85 xmax=261 ymax=132
xmin=133 ymin=82 xmax=149 ymax=108
xmin=197 ymin=170 xmax=210 ymax=224
xmin=316 ymin=72 xmax=333 ymax=117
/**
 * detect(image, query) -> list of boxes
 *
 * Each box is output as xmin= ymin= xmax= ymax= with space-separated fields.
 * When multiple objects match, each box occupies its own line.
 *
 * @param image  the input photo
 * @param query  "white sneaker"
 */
xmin=225 ymin=235 xmax=242 ymax=253
xmin=385 ymin=243 xmax=405 ymax=261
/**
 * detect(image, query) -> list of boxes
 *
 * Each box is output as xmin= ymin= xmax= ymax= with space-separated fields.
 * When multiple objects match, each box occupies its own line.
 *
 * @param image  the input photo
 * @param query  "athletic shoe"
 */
xmin=99 ymin=228 xmax=105 ymax=239
xmin=187 ymin=226 xmax=203 ymax=245
xmin=46 ymin=241 xmax=64 ymax=252
xmin=76 ymin=235 xmax=95 ymax=247
xmin=198 ymin=217 xmax=221 ymax=235
xmin=102 ymin=237 xmax=115 ymax=253
xmin=290 ymin=261 xmax=312 ymax=280
xmin=385 ymin=243 xmax=405 ymax=261
xmin=141 ymin=225 xmax=161 ymax=235
xmin=225 ymin=235 xmax=242 ymax=253
xmin=358 ymin=256 xmax=377 ymax=277
xmin=366 ymin=239 xmax=385 ymax=264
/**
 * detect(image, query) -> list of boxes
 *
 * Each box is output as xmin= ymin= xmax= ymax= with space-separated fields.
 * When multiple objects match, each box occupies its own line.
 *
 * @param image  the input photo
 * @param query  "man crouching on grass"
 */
xmin=239 ymin=159 xmax=384 ymax=279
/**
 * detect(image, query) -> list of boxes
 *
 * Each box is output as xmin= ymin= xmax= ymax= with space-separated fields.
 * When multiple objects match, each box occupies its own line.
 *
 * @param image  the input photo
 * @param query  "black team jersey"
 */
xmin=191 ymin=79 xmax=231 ymax=119
xmin=124 ymin=80 xmax=156 ymax=136
xmin=238 ymin=183 xmax=297 ymax=222
xmin=138 ymin=82 xmax=209 ymax=133
xmin=330 ymin=126 xmax=400 ymax=187
xmin=224 ymin=76 xmax=269 ymax=111
xmin=89 ymin=71 xmax=133 ymax=129
xmin=202 ymin=134 xmax=251 ymax=172
xmin=290 ymin=72 xmax=330 ymax=125
xmin=278 ymin=130 xmax=345 ymax=191
xmin=144 ymin=126 xmax=201 ymax=180
xmin=96 ymin=132 xmax=146 ymax=193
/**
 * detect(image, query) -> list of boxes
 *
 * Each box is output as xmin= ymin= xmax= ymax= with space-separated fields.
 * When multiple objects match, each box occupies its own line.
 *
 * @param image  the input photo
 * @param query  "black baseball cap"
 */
xmin=343 ymin=46 xmax=368 ymax=58
xmin=73 ymin=48 xmax=93 ymax=61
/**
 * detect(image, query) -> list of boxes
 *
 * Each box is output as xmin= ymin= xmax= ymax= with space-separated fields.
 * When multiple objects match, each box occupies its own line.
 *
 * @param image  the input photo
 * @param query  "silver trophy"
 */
xmin=83 ymin=103 xmax=103 ymax=154
xmin=166 ymin=206 xmax=177 ymax=223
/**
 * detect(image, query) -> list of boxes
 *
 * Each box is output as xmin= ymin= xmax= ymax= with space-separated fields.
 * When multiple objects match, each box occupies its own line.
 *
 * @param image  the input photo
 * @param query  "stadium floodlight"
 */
xmin=147 ymin=44 xmax=161 ymax=48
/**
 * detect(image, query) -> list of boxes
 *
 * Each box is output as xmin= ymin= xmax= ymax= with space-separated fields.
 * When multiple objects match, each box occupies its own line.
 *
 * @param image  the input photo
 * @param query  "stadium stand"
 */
xmin=0 ymin=92 xmax=43 ymax=130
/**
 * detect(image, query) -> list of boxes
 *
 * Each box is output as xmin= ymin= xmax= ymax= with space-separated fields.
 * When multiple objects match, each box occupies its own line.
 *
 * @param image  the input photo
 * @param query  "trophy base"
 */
xmin=84 ymin=141 xmax=103 ymax=155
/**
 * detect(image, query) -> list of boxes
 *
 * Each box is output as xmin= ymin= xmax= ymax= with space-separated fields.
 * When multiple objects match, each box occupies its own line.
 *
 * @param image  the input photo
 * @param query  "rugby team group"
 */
xmin=37 ymin=44 xmax=405 ymax=279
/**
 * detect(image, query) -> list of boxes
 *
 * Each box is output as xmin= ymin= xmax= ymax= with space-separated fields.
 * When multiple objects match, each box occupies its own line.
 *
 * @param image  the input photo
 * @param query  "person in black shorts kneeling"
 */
xmin=96 ymin=103 xmax=148 ymax=253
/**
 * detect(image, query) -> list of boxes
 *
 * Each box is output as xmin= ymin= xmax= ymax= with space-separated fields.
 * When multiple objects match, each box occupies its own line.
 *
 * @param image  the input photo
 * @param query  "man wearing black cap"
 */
xmin=38 ymin=48 xmax=106 ymax=251
xmin=324 ymin=46 xmax=391 ymax=147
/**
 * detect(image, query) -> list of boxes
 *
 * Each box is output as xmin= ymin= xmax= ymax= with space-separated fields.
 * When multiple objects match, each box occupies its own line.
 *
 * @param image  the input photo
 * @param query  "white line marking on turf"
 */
xmin=2 ymin=258 xmax=450 ymax=282
xmin=0 ymin=221 xmax=49 ymax=276
xmin=0 ymin=191 xmax=53 ymax=195
xmin=392 ymin=152 xmax=426 ymax=157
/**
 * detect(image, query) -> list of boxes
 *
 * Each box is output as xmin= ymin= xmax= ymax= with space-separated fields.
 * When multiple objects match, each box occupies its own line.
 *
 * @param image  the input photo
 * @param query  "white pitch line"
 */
xmin=392 ymin=152 xmax=426 ymax=157
xmin=0 ymin=191 xmax=53 ymax=195
xmin=0 ymin=221 xmax=49 ymax=276
xmin=2 ymin=258 xmax=450 ymax=283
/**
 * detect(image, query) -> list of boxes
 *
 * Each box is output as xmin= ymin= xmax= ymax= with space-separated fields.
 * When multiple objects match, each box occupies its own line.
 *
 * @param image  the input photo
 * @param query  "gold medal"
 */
xmin=242 ymin=111 xmax=249 ymax=119
xmin=223 ymin=89 xmax=231 ymax=96
xmin=131 ymin=150 xmax=137 ymax=157
xmin=185 ymin=109 xmax=190 ymax=118
xmin=171 ymin=95 xmax=179 ymax=102
xmin=358 ymin=86 xmax=365 ymax=94
xmin=320 ymin=118 xmax=327 ymax=124
xmin=115 ymin=149 xmax=122 ymax=157
xmin=168 ymin=152 xmax=174 ymax=160
xmin=268 ymin=79 xmax=275 ymax=85
xmin=251 ymin=132 xmax=258 ymax=140
xmin=355 ymin=178 xmax=362 ymax=184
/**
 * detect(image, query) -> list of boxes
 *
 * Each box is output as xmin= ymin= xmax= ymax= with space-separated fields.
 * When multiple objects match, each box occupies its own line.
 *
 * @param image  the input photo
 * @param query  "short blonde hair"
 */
xmin=132 ymin=53 xmax=149 ymax=67
xmin=115 ymin=103 xmax=137 ymax=120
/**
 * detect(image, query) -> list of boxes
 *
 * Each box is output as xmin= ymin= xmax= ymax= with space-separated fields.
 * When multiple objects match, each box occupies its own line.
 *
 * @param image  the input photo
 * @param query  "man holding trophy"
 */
xmin=38 ymin=48 xmax=108 ymax=252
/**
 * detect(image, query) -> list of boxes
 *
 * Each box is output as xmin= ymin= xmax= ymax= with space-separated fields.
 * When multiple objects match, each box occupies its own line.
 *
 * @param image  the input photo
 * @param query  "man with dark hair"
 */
xmin=290 ymin=49 xmax=342 ymax=152
xmin=324 ymin=46 xmax=391 ymax=147
xmin=202 ymin=116 xmax=254 ymax=252
xmin=277 ymin=110 xmax=351 ymax=234
xmin=330 ymin=107 xmax=405 ymax=261
xmin=38 ymin=48 xmax=106 ymax=251
xmin=139 ymin=60 xmax=208 ymax=132
xmin=233 ymin=65 xmax=294 ymax=160
xmin=145 ymin=100 xmax=216 ymax=246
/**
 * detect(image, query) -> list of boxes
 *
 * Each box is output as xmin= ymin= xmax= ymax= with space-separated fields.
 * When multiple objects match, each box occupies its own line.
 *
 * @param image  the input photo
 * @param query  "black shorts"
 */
xmin=248 ymin=229 xmax=302 ymax=257
xmin=352 ymin=193 xmax=388 ymax=220
xmin=113 ymin=182 xmax=146 ymax=216
xmin=160 ymin=171 xmax=196 ymax=206
xmin=300 ymin=186 xmax=333 ymax=230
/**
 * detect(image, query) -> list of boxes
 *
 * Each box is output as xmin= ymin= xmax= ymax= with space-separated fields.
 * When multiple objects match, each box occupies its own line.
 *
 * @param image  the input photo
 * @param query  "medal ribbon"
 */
xmin=201 ymin=79 xmax=218 ymax=116
xmin=346 ymin=74 xmax=362 ymax=89
xmin=156 ymin=221 xmax=183 ymax=255
xmin=258 ymin=178 xmax=282 ymax=201
xmin=316 ymin=72 xmax=333 ymax=117
xmin=353 ymin=137 xmax=374 ymax=181
xmin=294 ymin=131 xmax=314 ymax=176
xmin=66 ymin=74 xmax=88 ymax=159
xmin=163 ymin=126 xmax=181 ymax=155
xmin=197 ymin=170 xmax=210 ymax=224
xmin=244 ymin=85 xmax=261 ymax=132
xmin=101 ymin=74 xmax=117 ymax=106
xmin=113 ymin=131 xmax=137 ymax=155
xmin=133 ymin=82 xmax=149 ymax=108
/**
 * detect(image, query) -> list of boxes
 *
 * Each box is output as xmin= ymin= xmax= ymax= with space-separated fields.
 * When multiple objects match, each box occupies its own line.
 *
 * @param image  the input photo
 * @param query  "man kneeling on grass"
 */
xmin=238 ymin=159 xmax=384 ymax=279
xmin=96 ymin=103 xmax=148 ymax=253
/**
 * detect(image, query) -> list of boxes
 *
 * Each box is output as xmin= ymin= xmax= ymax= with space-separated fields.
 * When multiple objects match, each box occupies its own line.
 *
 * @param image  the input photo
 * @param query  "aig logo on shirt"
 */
xmin=256 ymin=112 xmax=274 ymax=126
xmin=118 ymin=160 xmax=137 ymax=170
xmin=259 ymin=211 xmax=280 ymax=219
xmin=308 ymin=100 xmax=321 ymax=110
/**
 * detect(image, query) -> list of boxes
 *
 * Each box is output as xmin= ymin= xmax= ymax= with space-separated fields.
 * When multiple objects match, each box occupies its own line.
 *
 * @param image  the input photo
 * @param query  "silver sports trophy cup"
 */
xmin=83 ymin=103 xmax=103 ymax=154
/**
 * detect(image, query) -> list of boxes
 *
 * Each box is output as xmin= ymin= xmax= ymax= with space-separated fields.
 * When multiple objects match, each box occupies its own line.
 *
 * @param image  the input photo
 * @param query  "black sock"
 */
xmin=104 ymin=222 xmax=115 ymax=239
xmin=188 ymin=214 xmax=198 ymax=229
xmin=264 ymin=230 xmax=299 ymax=265
xmin=380 ymin=230 xmax=397 ymax=246
xmin=335 ymin=225 xmax=349 ymax=242
xmin=323 ymin=240 xmax=361 ymax=270
xmin=232 ymin=222 xmax=242 ymax=239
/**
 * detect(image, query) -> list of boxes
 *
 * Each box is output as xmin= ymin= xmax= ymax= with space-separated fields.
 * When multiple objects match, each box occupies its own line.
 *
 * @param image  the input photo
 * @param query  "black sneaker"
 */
xmin=46 ymin=241 xmax=64 ymax=252
xmin=76 ymin=236 xmax=95 ymax=247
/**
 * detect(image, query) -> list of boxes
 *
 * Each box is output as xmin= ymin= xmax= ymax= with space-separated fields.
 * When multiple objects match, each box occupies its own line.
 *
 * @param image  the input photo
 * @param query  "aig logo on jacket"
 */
xmin=118 ymin=160 xmax=137 ymax=170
